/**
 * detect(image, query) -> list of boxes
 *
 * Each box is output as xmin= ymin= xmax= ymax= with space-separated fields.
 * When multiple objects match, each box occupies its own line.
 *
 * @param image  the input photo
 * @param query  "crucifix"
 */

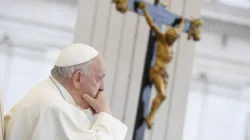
xmin=112 ymin=0 xmax=202 ymax=140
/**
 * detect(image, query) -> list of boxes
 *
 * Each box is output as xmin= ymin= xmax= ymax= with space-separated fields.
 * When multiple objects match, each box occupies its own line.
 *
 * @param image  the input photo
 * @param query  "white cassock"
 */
xmin=4 ymin=76 xmax=127 ymax=140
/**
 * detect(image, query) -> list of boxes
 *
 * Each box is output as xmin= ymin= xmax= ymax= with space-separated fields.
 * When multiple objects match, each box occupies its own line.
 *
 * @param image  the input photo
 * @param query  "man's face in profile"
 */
xmin=77 ymin=55 xmax=106 ymax=109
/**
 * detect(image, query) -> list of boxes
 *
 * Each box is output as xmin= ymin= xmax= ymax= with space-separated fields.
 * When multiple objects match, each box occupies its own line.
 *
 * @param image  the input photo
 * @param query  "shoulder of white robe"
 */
xmin=41 ymin=101 xmax=91 ymax=128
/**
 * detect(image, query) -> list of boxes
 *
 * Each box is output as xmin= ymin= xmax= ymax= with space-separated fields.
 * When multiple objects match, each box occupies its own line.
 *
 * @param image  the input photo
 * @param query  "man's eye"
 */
xmin=97 ymin=78 xmax=102 ymax=81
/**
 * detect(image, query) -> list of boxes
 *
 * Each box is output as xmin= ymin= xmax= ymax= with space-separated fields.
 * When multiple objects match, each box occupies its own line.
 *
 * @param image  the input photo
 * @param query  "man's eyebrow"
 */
xmin=99 ymin=74 xmax=106 ymax=78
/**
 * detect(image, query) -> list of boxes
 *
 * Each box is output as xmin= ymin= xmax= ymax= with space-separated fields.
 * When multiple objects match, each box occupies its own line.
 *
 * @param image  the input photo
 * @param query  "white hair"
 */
xmin=51 ymin=60 xmax=92 ymax=78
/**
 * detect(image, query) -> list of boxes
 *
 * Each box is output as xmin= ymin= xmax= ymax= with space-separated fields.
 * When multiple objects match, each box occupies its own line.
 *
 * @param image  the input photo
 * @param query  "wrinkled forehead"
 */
xmin=89 ymin=55 xmax=106 ymax=76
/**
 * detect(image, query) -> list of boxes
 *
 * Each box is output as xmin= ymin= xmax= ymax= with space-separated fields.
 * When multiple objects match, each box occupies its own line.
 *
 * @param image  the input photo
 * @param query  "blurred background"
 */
xmin=0 ymin=0 xmax=249 ymax=140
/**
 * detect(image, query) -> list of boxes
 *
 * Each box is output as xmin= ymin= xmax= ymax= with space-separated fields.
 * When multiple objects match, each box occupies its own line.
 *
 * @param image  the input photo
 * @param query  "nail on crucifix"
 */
xmin=111 ymin=0 xmax=202 ymax=140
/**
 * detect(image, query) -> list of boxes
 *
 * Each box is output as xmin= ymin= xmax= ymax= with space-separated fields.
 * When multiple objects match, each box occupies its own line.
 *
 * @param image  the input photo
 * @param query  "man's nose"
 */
xmin=99 ymin=80 xmax=104 ymax=91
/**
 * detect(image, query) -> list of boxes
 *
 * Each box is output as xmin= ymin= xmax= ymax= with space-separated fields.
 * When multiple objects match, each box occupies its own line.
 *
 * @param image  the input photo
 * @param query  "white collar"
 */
xmin=49 ymin=76 xmax=78 ymax=108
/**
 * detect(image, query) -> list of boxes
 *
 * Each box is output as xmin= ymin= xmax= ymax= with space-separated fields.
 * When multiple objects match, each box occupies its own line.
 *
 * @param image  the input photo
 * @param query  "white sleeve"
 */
xmin=92 ymin=112 xmax=128 ymax=140
xmin=31 ymin=105 xmax=128 ymax=140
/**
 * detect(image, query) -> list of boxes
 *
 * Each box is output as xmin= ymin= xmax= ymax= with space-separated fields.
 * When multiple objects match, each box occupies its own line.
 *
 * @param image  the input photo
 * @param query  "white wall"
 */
xmin=0 ymin=0 xmax=78 ymax=114
xmin=182 ymin=31 xmax=250 ymax=140
xmin=183 ymin=89 xmax=250 ymax=140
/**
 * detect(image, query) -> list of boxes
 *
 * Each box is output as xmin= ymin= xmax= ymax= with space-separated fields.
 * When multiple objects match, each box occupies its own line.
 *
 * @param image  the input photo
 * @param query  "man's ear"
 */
xmin=72 ymin=70 xmax=81 ymax=89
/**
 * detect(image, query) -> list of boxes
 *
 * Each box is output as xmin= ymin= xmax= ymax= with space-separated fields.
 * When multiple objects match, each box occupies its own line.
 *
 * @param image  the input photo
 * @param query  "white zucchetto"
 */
xmin=55 ymin=44 xmax=99 ymax=67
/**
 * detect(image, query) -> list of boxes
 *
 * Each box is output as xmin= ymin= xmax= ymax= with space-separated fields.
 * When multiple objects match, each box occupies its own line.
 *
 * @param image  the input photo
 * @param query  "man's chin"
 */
xmin=79 ymin=104 xmax=91 ymax=110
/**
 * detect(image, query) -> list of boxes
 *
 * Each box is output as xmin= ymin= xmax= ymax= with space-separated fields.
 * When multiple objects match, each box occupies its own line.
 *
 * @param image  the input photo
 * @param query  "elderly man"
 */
xmin=4 ymin=44 xmax=127 ymax=140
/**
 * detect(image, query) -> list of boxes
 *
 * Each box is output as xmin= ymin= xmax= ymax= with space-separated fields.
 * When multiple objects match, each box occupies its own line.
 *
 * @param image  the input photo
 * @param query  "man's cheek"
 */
xmin=93 ymin=90 xmax=98 ymax=98
xmin=89 ymin=88 xmax=98 ymax=98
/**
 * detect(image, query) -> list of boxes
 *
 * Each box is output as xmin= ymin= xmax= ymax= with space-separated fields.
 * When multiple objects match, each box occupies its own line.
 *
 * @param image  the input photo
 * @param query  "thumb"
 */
xmin=82 ymin=93 xmax=96 ymax=106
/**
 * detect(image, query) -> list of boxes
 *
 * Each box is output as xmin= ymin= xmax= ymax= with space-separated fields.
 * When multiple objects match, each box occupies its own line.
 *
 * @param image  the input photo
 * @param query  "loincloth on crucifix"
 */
xmin=149 ymin=65 xmax=168 ymax=84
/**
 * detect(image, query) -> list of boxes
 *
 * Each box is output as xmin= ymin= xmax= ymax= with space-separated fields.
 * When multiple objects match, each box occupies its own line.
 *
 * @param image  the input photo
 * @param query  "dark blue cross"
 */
xmin=113 ymin=1 xmax=198 ymax=140
xmin=128 ymin=0 xmax=193 ymax=32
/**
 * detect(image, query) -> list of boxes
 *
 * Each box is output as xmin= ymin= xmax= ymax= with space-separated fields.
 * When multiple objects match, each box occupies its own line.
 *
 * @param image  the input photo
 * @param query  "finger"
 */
xmin=97 ymin=90 xmax=103 ymax=95
xmin=94 ymin=90 xmax=102 ymax=99
xmin=82 ymin=93 xmax=96 ymax=107
xmin=96 ymin=91 xmax=103 ymax=98
xmin=90 ymin=107 xmax=97 ymax=115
